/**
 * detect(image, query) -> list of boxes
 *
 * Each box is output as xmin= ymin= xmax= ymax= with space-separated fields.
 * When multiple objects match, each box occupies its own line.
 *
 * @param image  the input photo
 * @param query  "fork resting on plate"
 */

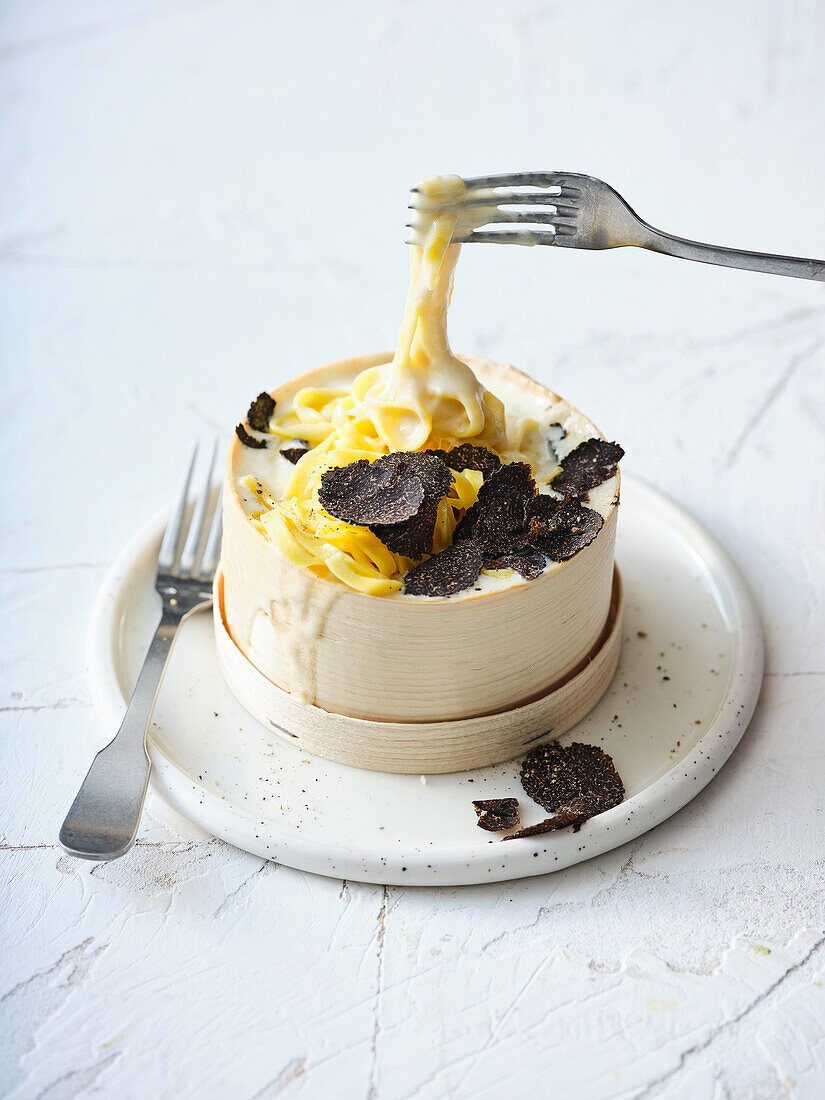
xmin=60 ymin=444 xmax=222 ymax=861
xmin=409 ymin=172 xmax=825 ymax=281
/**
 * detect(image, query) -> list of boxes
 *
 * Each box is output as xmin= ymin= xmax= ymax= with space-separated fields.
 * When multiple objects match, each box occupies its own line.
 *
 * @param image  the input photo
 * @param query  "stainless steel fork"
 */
xmin=408 ymin=172 xmax=825 ymax=281
xmin=59 ymin=443 xmax=223 ymax=861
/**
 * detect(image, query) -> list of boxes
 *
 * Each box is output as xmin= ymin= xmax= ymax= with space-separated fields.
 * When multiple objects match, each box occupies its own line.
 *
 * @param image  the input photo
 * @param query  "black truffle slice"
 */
xmin=236 ymin=423 xmax=267 ymax=449
xmin=526 ymin=493 xmax=562 ymax=530
xmin=280 ymin=439 xmax=310 ymax=465
xmin=321 ymin=455 xmax=398 ymax=510
xmin=502 ymin=804 xmax=591 ymax=839
xmin=503 ymin=742 xmax=625 ymax=840
xmin=430 ymin=443 xmax=502 ymax=476
xmin=454 ymin=461 xmax=536 ymax=554
xmin=354 ymin=475 xmax=424 ymax=525
xmin=403 ymin=543 xmax=484 ymax=597
xmin=528 ymin=499 xmax=603 ymax=562
xmin=473 ymin=798 xmax=520 ymax=832
xmin=552 ymin=438 xmax=624 ymax=496
xmin=247 ymin=392 xmax=276 ymax=432
xmin=519 ymin=741 xmax=625 ymax=818
xmin=319 ymin=453 xmax=423 ymax=525
xmin=484 ymin=545 xmax=547 ymax=580
xmin=405 ymin=452 xmax=454 ymax=500
xmin=369 ymin=454 xmax=453 ymax=557
xmin=319 ymin=452 xmax=453 ymax=559
xmin=371 ymin=500 xmax=439 ymax=559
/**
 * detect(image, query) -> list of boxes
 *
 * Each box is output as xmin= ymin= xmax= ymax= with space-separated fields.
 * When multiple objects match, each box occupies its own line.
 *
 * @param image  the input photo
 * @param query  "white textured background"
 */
xmin=2 ymin=1 xmax=825 ymax=1097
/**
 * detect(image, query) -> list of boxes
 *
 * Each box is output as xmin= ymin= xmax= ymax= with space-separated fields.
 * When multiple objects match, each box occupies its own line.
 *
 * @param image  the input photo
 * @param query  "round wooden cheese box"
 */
xmin=216 ymin=353 xmax=622 ymax=774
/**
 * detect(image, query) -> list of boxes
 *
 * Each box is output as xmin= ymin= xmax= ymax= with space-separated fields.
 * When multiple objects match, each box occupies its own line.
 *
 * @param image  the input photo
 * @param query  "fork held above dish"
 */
xmin=408 ymin=172 xmax=825 ymax=280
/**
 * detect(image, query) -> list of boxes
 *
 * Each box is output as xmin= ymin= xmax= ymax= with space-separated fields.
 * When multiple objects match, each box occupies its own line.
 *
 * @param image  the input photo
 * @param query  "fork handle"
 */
xmin=59 ymin=608 xmax=183 ymax=861
xmin=640 ymin=226 xmax=825 ymax=281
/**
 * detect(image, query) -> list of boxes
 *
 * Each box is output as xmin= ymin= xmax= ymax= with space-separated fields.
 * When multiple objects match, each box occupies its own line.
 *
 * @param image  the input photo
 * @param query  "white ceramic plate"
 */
xmin=86 ymin=475 xmax=763 ymax=886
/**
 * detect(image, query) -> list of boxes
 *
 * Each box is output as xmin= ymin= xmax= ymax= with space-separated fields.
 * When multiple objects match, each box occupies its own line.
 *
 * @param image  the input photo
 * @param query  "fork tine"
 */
xmin=462 ymin=172 xmax=582 ymax=191
xmin=539 ymin=203 xmax=578 ymax=218
xmin=411 ymin=190 xmax=578 ymax=210
xmin=179 ymin=440 xmax=218 ymax=576
xmin=468 ymin=189 xmax=581 ymax=204
xmin=198 ymin=498 xmax=223 ymax=581
xmin=482 ymin=209 xmax=577 ymax=227
xmin=158 ymin=443 xmax=198 ymax=572
xmin=452 ymin=229 xmax=561 ymax=247
xmin=410 ymin=192 xmax=582 ymax=216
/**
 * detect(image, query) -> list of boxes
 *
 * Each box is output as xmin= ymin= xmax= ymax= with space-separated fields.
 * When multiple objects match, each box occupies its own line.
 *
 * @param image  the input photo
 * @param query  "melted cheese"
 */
xmin=352 ymin=175 xmax=506 ymax=452
xmin=243 ymin=175 xmax=541 ymax=596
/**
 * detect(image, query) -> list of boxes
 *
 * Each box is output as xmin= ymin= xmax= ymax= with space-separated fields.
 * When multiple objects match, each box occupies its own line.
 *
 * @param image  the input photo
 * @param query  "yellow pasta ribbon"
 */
xmin=243 ymin=397 xmax=488 ymax=595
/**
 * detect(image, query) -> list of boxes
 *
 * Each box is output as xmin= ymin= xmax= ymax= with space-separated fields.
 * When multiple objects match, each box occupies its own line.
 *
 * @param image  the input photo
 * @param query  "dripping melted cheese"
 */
xmin=240 ymin=175 xmax=547 ymax=597
xmin=353 ymin=175 xmax=506 ymax=452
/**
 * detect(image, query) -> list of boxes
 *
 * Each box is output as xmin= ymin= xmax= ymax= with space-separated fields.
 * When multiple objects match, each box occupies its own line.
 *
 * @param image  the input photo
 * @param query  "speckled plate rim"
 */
xmin=85 ymin=474 xmax=764 ymax=886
